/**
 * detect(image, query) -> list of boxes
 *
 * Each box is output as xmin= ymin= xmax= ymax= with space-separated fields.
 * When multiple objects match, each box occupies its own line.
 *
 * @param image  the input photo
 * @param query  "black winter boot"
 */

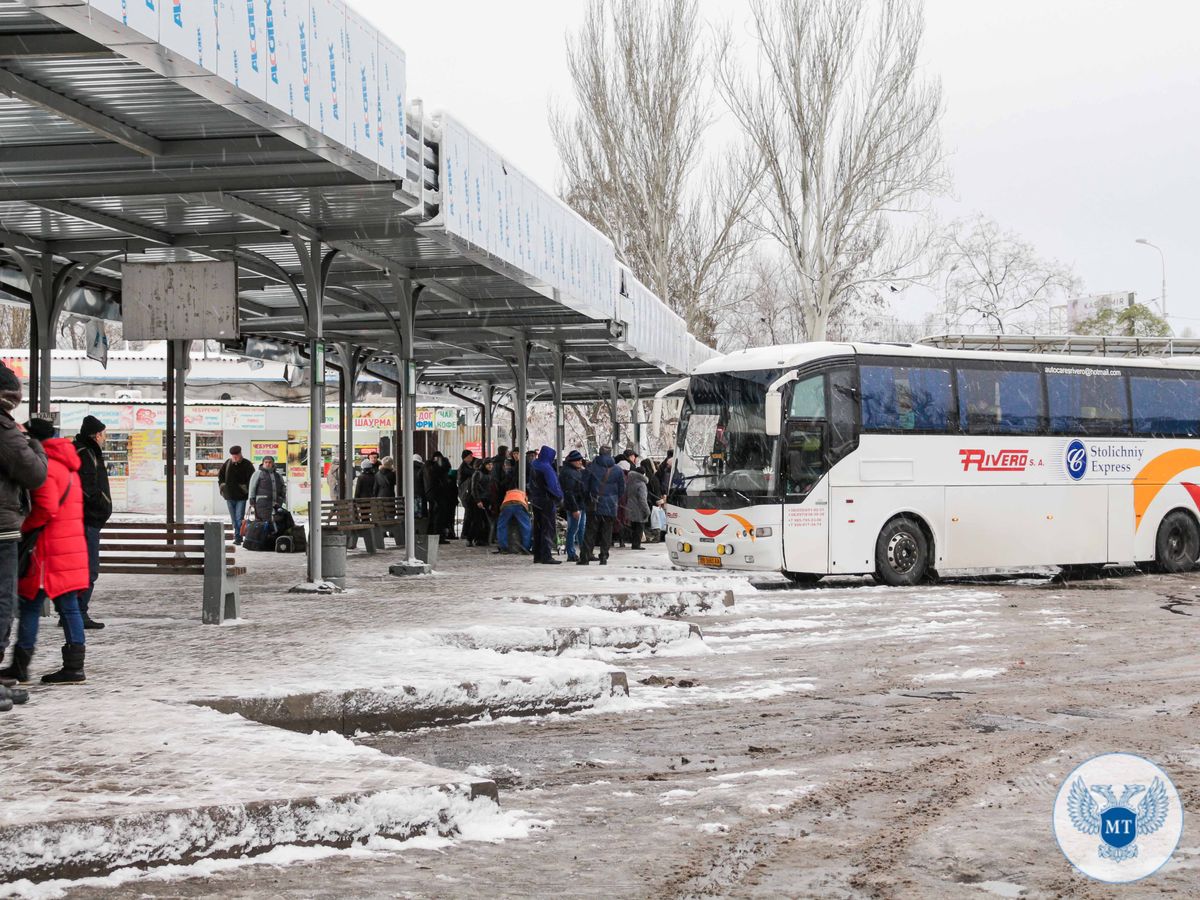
xmin=83 ymin=615 xmax=105 ymax=630
xmin=41 ymin=643 xmax=86 ymax=685
xmin=0 ymin=646 xmax=34 ymax=684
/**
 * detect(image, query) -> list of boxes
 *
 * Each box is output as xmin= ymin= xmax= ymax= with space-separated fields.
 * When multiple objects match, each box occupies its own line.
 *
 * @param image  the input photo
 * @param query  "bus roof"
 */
xmin=694 ymin=341 xmax=1200 ymax=375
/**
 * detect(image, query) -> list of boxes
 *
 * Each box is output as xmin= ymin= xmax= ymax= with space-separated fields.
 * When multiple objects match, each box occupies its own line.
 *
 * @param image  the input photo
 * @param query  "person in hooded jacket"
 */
xmin=1 ymin=420 xmax=90 ymax=685
xmin=247 ymin=456 xmax=286 ymax=522
xmin=528 ymin=445 xmax=564 ymax=564
xmin=559 ymin=450 xmax=588 ymax=562
xmin=578 ymin=446 xmax=624 ymax=566
xmin=374 ymin=456 xmax=397 ymax=498
xmin=0 ymin=363 xmax=47 ymax=696
xmin=623 ymin=460 xmax=652 ymax=550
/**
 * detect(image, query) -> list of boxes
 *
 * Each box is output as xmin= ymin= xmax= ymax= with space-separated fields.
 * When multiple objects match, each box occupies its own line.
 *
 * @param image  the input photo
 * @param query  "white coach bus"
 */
xmin=664 ymin=342 xmax=1200 ymax=585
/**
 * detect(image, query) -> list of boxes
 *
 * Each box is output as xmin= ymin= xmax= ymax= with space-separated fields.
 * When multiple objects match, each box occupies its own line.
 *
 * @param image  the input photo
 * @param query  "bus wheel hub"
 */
xmin=888 ymin=533 xmax=918 ymax=573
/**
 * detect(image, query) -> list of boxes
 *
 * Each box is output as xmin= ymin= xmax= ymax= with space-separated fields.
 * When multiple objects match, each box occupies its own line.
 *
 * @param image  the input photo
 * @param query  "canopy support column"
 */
xmin=335 ymin=343 xmax=362 ymax=500
xmin=512 ymin=337 xmax=529 ymax=492
xmin=630 ymin=379 xmax=641 ymax=455
xmin=551 ymin=350 xmax=566 ymax=454
xmin=293 ymin=237 xmax=338 ymax=586
xmin=388 ymin=273 xmax=427 ymax=575
xmin=608 ymin=378 xmax=620 ymax=450
xmin=480 ymin=382 xmax=493 ymax=459
xmin=172 ymin=340 xmax=189 ymax=522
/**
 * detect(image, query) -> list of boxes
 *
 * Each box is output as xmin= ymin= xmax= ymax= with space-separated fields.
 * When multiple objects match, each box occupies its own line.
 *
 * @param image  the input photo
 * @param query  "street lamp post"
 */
xmin=1135 ymin=238 xmax=1166 ymax=318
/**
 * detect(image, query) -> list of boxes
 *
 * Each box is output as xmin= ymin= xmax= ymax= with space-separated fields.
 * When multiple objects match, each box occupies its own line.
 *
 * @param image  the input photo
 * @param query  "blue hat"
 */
xmin=564 ymin=450 xmax=585 ymax=463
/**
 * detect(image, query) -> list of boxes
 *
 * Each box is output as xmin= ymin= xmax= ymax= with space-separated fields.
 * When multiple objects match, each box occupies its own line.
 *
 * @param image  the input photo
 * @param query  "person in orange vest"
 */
xmin=494 ymin=487 xmax=532 ymax=555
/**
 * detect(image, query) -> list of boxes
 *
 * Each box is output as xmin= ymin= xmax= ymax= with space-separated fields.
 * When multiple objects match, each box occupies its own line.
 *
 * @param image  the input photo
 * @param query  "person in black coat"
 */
xmin=354 ymin=459 xmax=378 ymax=499
xmin=374 ymin=457 xmax=397 ymax=497
xmin=72 ymin=415 xmax=112 ymax=629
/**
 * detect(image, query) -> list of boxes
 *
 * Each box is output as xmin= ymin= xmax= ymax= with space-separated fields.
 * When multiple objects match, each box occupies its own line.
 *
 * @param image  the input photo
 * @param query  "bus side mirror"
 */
xmin=765 ymin=391 xmax=782 ymax=436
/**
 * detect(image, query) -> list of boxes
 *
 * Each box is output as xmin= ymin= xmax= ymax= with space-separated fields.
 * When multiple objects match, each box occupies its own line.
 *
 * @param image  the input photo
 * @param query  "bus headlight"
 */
xmin=754 ymin=527 xmax=773 ymax=538
xmin=680 ymin=542 xmax=692 ymax=553
xmin=717 ymin=544 xmax=734 ymax=555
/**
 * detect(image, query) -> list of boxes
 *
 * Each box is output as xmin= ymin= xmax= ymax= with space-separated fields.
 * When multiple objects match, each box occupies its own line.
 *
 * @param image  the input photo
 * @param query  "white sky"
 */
xmin=356 ymin=0 xmax=1200 ymax=332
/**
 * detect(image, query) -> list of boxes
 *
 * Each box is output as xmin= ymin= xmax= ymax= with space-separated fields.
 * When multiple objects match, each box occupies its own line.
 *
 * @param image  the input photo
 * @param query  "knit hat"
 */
xmin=0 ymin=361 xmax=19 ymax=394
xmin=0 ymin=361 xmax=19 ymax=411
xmin=617 ymin=460 xmax=631 ymax=471
xmin=461 ymin=449 xmax=473 ymax=460
xmin=80 ymin=414 xmax=107 ymax=437
xmin=412 ymin=453 xmax=424 ymax=463
xmin=25 ymin=418 xmax=56 ymax=441
xmin=229 ymin=445 xmax=243 ymax=455
xmin=564 ymin=450 xmax=584 ymax=464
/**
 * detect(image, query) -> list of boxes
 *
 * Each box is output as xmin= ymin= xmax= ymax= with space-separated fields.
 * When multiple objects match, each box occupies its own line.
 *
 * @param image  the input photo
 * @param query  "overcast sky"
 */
xmin=358 ymin=0 xmax=1200 ymax=333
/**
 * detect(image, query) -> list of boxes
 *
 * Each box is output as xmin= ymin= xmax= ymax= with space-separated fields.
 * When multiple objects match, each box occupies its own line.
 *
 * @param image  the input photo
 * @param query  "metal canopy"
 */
xmin=0 ymin=2 xmax=682 ymax=402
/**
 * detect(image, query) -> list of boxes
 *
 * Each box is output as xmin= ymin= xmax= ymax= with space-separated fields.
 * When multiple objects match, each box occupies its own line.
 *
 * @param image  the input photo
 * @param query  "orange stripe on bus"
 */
xmin=1133 ymin=448 xmax=1200 ymax=530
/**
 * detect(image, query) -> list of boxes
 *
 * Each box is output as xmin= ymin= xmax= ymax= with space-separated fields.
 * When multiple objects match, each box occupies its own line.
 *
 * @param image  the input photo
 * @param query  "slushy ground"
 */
xmin=6 ymin=540 xmax=1198 ymax=898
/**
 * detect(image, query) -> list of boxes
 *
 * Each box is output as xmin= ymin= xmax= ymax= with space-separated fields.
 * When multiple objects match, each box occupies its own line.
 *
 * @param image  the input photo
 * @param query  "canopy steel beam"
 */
xmin=0 ymin=66 xmax=165 ymax=155
xmin=0 ymin=33 xmax=113 ymax=59
xmin=31 ymin=200 xmax=174 ymax=245
xmin=0 ymin=168 xmax=365 ymax=202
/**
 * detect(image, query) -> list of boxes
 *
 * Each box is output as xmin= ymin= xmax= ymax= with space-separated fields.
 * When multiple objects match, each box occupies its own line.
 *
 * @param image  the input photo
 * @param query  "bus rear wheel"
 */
xmin=1154 ymin=510 xmax=1200 ymax=573
xmin=875 ymin=517 xmax=929 ymax=587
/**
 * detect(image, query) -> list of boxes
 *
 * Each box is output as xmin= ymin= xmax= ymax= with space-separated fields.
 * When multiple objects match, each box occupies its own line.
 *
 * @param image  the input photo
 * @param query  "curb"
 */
xmin=194 ymin=671 xmax=630 ymax=735
xmin=0 ymin=781 xmax=497 ymax=884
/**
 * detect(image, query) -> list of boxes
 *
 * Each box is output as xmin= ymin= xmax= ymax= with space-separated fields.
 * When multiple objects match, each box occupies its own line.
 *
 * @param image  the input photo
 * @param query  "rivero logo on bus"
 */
xmin=1066 ymin=440 xmax=1088 ymax=481
xmin=959 ymin=449 xmax=1036 ymax=472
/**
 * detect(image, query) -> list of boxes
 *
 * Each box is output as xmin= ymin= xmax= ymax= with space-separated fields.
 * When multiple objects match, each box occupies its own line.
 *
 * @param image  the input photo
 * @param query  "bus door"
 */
xmin=781 ymin=373 xmax=832 ymax=574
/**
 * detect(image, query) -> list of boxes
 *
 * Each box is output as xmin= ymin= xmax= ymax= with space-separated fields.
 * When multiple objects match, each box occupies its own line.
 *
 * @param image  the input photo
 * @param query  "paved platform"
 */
xmin=0 ymin=538 xmax=714 ymax=882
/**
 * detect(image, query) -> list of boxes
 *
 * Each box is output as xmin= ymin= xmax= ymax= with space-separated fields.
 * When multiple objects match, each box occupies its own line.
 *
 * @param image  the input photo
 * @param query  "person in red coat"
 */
xmin=2 ymin=420 xmax=90 ymax=685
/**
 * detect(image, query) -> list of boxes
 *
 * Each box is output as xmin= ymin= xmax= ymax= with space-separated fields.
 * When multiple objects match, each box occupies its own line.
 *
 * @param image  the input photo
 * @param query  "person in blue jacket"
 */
xmin=578 ymin=446 xmax=625 ymax=566
xmin=528 ymin=445 xmax=564 ymax=564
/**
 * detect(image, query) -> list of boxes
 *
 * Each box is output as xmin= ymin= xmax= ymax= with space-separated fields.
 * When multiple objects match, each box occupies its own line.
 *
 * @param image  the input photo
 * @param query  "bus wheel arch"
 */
xmin=874 ymin=514 xmax=934 ymax=587
xmin=1153 ymin=507 xmax=1200 ymax=573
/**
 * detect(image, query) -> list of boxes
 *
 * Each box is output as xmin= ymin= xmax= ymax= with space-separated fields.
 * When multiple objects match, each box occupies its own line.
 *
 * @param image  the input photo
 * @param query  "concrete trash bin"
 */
xmin=321 ymin=530 xmax=348 ymax=587
xmin=415 ymin=532 xmax=440 ymax=566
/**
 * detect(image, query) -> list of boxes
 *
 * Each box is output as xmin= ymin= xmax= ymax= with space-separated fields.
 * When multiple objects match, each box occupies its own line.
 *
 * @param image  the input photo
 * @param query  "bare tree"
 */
xmin=715 ymin=250 xmax=807 ymax=350
xmin=717 ymin=0 xmax=946 ymax=342
xmin=940 ymin=215 xmax=1080 ymax=333
xmin=0 ymin=303 xmax=31 ymax=347
xmin=552 ymin=0 xmax=753 ymax=343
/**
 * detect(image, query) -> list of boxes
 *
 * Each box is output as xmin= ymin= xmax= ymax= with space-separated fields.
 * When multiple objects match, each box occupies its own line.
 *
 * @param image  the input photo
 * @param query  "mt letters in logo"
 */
xmin=1053 ymin=753 xmax=1183 ymax=882
xmin=1065 ymin=439 xmax=1088 ymax=481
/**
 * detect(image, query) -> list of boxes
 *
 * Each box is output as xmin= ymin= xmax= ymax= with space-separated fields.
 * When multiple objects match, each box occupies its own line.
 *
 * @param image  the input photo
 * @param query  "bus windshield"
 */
xmin=672 ymin=369 xmax=780 ymax=507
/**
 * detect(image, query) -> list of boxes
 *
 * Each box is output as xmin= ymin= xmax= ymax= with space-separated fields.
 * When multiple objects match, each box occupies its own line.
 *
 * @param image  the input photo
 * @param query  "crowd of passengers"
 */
xmin=345 ymin=444 xmax=675 ymax=566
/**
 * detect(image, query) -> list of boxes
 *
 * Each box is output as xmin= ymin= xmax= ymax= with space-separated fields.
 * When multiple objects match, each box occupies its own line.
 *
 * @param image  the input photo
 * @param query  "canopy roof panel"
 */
xmin=0 ymin=0 xmax=719 ymax=402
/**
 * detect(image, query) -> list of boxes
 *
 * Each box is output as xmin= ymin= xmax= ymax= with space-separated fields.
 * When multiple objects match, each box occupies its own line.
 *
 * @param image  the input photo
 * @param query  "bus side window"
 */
xmin=783 ymin=422 xmax=825 ymax=496
xmin=828 ymin=367 xmax=858 ymax=464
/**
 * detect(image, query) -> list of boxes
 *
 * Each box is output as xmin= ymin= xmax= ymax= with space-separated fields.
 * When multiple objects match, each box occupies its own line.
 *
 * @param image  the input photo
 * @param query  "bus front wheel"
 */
xmin=1154 ymin=510 xmax=1200 ymax=573
xmin=875 ymin=518 xmax=929 ymax=587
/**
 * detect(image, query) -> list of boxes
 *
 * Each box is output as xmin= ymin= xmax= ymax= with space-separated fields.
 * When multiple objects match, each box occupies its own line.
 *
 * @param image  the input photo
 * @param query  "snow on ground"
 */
xmin=0 ymin=542 xmax=714 ymax=881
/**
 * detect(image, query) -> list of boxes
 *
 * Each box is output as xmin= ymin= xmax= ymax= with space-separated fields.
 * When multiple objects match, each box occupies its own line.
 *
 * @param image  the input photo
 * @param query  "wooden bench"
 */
xmin=100 ymin=521 xmax=243 ymax=624
xmin=321 ymin=499 xmax=382 ymax=553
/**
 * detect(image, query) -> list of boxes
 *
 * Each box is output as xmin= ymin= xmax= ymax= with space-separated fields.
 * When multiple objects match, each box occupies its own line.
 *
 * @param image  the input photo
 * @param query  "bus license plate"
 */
xmin=698 ymin=555 xmax=723 ymax=568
